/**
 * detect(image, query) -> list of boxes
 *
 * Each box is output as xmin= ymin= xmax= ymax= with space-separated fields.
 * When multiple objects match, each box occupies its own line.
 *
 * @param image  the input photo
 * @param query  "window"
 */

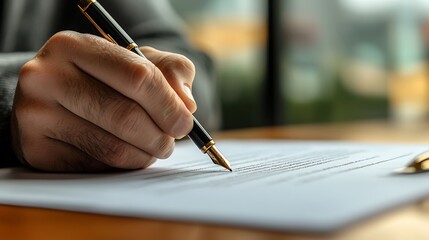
xmin=171 ymin=0 xmax=429 ymax=129
xmin=171 ymin=0 xmax=267 ymax=129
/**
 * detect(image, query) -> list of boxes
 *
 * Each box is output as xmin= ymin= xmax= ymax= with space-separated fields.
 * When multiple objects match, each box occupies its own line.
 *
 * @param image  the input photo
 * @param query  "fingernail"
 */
xmin=183 ymin=84 xmax=195 ymax=103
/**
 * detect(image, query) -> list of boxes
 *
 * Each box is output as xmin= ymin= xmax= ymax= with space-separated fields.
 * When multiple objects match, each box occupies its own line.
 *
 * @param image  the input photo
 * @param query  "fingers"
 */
xmin=24 ymin=138 xmax=112 ymax=172
xmin=19 ymin=59 xmax=176 ymax=160
xmin=13 ymin=96 xmax=157 ymax=171
xmin=47 ymin=107 xmax=157 ymax=170
xmin=39 ymin=31 xmax=193 ymax=139
xmin=13 ymin=31 xmax=198 ymax=172
xmin=140 ymin=46 xmax=197 ymax=113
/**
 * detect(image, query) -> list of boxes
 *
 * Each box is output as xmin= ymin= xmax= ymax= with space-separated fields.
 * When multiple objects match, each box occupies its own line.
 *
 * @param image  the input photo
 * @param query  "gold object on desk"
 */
xmin=396 ymin=151 xmax=429 ymax=174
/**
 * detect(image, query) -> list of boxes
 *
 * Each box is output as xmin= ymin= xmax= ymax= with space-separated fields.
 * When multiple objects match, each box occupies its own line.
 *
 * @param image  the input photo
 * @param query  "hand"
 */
xmin=11 ymin=31 xmax=197 ymax=172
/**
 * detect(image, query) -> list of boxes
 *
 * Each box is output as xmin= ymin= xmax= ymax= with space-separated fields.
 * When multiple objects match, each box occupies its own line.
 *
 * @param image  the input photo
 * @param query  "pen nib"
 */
xmin=206 ymin=145 xmax=232 ymax=171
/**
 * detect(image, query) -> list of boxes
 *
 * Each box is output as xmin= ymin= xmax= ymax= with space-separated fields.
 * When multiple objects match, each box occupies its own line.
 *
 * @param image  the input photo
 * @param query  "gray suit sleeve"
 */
xmin=0 ymin=53 xmax=35 ymax=167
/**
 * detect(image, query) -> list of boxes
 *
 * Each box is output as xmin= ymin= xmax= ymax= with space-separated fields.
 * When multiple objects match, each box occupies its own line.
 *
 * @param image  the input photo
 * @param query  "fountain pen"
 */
xmin=77 ymin=0 xmax=232 ymax=171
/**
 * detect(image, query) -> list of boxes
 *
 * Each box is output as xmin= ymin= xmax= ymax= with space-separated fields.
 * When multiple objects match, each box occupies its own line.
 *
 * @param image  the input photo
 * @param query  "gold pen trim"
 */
xmin=127 ymin=43 xmax=138 ymax=51
xmin=200 ymin=140 xmax=215 ymax=153
xmin=81 ymin=11 xmax=117 ymax=44
xmin=200 ymin=140 xmax=232 ymax=171
xmin=207 ymin=146 xmax=232 ymax=171
xmin=78 ymin=0 xmax=96 ymax=12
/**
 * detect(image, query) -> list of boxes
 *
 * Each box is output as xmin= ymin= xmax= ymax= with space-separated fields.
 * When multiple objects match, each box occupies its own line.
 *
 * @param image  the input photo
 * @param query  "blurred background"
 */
xmin=170 ymin=0 xmax=429 ymax=130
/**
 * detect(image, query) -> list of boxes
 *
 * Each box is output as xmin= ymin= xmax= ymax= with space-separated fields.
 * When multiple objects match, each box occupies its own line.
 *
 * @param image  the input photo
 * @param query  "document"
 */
xmin=1 ymin=140 xmax=429 ymax=232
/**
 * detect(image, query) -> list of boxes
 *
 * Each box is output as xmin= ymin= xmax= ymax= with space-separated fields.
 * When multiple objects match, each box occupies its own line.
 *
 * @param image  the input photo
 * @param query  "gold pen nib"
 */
xmin=206 ymin=145 xmax=232 ymax=171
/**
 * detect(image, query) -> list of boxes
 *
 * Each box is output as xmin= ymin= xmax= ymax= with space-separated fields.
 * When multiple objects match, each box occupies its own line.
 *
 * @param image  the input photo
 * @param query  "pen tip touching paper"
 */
xmin=206 ymin=145 xmax=232 ymax=172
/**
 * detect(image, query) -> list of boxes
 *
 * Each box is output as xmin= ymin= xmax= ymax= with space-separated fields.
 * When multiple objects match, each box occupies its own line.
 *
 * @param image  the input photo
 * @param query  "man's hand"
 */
xmin=11 ymin=31 xmax=197 ymax=172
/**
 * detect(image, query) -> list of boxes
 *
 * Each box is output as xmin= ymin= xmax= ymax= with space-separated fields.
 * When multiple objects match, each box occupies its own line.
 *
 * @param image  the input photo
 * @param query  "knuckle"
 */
xmin=41 ymin=31 xmax=89 ymax=61
xmin=77 ymin=130 xmax=129 ymax=168
xmin=160 ymin=97 xmax=183 ymax=131
xmin=101 ymin=138 xmax=130 ymax=168
xmin=128 ymin=61 xmax=158 ymax=97
xmin=19 ymin=59 xmax=38 ymax=77
xmin=45 ymin=31 xmax=79 ymax=52
xmin=49 ymin=31 xmax=76 ymax=42
xmin=178 ymin=55 xmax=196 ymax=75
xmin=159 ymin=97 xmax=194 ymax=138
xmin=159 ymin=54 xmax=196 ymax=81
xmin=109 ymin=101 xmax=143 ymax=138
xmin=18 ymin=60 xmax=39 ymax=89
xmin=154 ymin=135 xmax=175 ymax=159
xmin=19 ymin=58 xmax=58 ymax=97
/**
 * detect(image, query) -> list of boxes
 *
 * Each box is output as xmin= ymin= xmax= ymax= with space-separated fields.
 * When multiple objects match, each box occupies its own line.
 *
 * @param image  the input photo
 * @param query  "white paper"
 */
xmin=1 ymin=140 xmax=429 ymax=232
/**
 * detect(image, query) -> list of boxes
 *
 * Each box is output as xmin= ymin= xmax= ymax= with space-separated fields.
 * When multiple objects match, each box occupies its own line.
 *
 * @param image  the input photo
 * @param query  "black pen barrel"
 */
xmin=188 ymin=118 xmax=212 ymax=150
xmin=79 ymin=0 xmax=135 ymax=49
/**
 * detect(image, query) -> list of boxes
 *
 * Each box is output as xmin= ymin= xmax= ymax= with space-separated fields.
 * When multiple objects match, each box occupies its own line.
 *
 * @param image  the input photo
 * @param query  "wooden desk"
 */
xmin=2 ymin=121 xmax=429 ymax=240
